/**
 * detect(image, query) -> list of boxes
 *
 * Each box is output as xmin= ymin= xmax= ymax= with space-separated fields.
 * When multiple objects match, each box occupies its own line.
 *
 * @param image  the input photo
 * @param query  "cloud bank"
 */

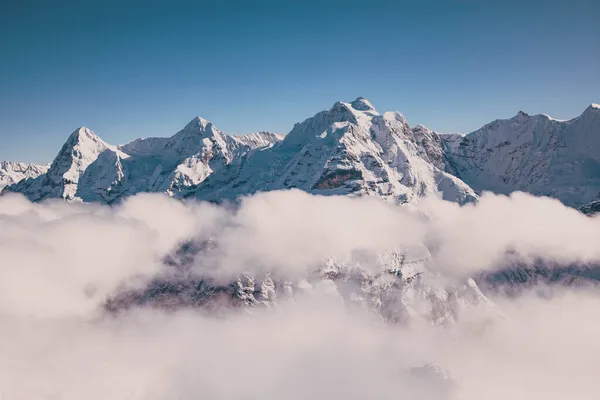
xmin=0 ymin=190 xmax=599 ymax=399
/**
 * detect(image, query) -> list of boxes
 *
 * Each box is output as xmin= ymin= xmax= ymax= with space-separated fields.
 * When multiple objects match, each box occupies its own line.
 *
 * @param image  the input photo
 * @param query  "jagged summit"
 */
xmin=6 ymin=101 xmax=597 ymax=208
xmin=172 ymin=116 xmax=218 ymax=136
xmin=582 ymin=103 xmax=600 ymax=117
xmin=350 ymin=96 xmax=376 ymax=112
xmin=70 ymin=126 xmax=98 ymax=138
xmin=3 ymin=116 xmax=283 ymax=202
xmin=515 ymin=110 xmax=529 ymax=118
xmin=2 ymin=99 xmax=478 ymax=204
xmin=189 ymin=97 xmax=477 ymax=204
xmin=183 ymin=116 xmax=212 ymax=130
xmin=442 ymin=102 xmax=600 ymax=207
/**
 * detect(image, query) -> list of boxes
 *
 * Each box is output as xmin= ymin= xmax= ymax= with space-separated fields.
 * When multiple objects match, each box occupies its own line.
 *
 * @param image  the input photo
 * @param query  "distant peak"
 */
xmin=184 ymin=116 xmax=212 ymax=130
xmin=413 ymin=124 xmax=429 ymax=131
xmin=579 ymin=103 xmax=600 ymax=119
xmin=68 ymin=126 xmax=101 ymax=142
xmin=350 ymin=97 xmax=376 ymax=111
xmin=516 ymin=110 xmax=529 ymax=118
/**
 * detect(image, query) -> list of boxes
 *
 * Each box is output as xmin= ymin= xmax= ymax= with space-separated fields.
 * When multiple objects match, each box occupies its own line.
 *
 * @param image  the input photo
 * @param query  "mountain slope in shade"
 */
xmin=0 ymin=161 xmax=48 ymax=189
xmin=580 ymin=199 xmax=600 ymax=216
xmin=107 ymin=240 xmax=498 ymax=328
xmin=188 ymin=97 xmax=477 ymax=205
xmin=441 ymin=104 xmax=600 ymax=207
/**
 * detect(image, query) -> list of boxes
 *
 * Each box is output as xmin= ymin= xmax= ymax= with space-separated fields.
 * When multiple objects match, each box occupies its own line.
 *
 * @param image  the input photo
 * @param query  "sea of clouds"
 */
xmin=0 ymin=189 xmax=599 ymax=399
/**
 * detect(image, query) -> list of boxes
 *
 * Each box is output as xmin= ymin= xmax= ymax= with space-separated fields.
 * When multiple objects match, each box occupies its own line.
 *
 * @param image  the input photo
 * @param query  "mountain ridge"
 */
xmin=2 ymin=98 xmax=477 ymax=205
xmin=2 ymin=99 xmax=599 ymax=209
xmin=440 ymin=103 xmax=600 ymax=207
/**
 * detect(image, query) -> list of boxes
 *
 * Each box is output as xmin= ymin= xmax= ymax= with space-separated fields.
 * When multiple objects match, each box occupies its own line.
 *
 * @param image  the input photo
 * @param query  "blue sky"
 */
xmin=1 ymin=0 xmax=598 ymax=163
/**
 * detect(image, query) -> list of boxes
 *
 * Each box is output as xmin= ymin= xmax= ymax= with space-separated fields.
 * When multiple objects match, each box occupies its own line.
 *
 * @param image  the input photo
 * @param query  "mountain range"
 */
xmin=1 ymin=98 xmax=599 ymax=324
xmin=1 ymin=97 xmax=478 ymax=205
xmin=5 ymin=97 xmax=598 ymax=212
xmin=0 ymin=161 xmax=48 ymax=190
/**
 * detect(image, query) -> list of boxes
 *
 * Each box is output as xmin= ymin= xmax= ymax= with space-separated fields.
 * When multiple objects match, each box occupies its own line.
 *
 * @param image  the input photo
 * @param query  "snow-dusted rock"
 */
xmin=106 ymin=240 xmax=498 ymax=327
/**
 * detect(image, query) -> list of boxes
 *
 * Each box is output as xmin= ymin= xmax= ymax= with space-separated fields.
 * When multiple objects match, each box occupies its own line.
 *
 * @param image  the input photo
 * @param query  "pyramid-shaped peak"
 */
xmin=350 ymin=97 xmax=376 ymax=111
xmin=183 ymin=116 xmax=213 ymax=131
xmin=584 ymin=103 xmax=600 ymax=114
xmin=66 ymin=127 xmax=106 ymax=146
xmin=71 ymin=126 xmax=96 ymax=138
xmin=578 ymin=103 xmax=600 ymax=121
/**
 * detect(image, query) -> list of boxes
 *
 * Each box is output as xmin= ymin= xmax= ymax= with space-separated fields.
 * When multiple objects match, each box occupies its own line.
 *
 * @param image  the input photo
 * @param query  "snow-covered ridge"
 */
xmin=1 ymin=98 xmax=477 ymax=205
xmin=440 ymin=103 xmax=600 ymax=207
xmin=0 ymin=161 xmax=49 ymax=189
xmin=187 ymin=98 xmax=477 ymax=204
xmin=2 ymin=119 xmax=283 ymax=202
xmin=3 ymin=100 xmax=598 ymax=208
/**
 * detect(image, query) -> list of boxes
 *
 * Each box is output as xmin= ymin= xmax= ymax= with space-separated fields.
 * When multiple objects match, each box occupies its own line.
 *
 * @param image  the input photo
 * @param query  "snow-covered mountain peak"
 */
xmin=442 ymin=103 xmax=600 ymax=207
xmin=0 ymin=161 xmax=49 ymax=189
xmin=2 ymin=126 xmax=115 ymax=201
xmin=516 ymin=110 xmax=529 ymax=118
xmin=329 ymin=101 xmax=361 ymax=122
xmin=67 ymin=126 xmax=108 ymax=147
xmin=383 ymin=111 xmax=409 ymax=126
xmin=188 ymin=98 xmax=477 ymax=204
xmin=350 ymin=96 xmax=376 ymax=112
xmin=582 ymin=103 xmax=600 ymax=118
xmin=181 ymin=116 xmax=214 ymax=133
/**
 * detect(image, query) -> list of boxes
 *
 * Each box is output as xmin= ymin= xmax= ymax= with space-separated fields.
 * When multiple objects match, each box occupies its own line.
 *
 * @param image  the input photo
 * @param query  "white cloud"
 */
xmin=0 ymin=190 xmax=599 ymax=399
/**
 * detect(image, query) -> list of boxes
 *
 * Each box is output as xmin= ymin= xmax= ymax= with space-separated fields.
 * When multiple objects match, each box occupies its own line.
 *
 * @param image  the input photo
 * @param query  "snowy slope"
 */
xmin=441 ymin=104 xmax=600 ymax=207
xmin=3 ymin=120 xmax=283 ymax=202
xmin=3 ymin=98 xmax=475 ymax=205
xmin=0 ymin=161 xmax=48 ymax=189
xmin=188 ymin=97 xmax=477 ymax=205
xmin=3 ymin=127 xmax=116 ymax=201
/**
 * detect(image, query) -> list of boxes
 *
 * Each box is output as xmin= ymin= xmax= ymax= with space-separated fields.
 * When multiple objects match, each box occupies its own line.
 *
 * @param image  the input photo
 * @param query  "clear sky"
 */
xmin=1 ymin=0 xmax=599 ymax=163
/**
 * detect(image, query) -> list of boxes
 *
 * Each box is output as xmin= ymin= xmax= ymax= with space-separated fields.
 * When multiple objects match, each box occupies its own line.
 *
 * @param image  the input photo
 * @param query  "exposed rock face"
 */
xmin=106 ymin=240 xmax=497 ymax=327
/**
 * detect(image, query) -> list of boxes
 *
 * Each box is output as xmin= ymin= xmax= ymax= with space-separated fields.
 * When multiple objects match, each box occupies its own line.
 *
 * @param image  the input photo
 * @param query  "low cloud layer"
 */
xmin=0 ymin=190 xmax=599 ymax=399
